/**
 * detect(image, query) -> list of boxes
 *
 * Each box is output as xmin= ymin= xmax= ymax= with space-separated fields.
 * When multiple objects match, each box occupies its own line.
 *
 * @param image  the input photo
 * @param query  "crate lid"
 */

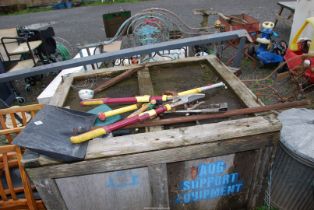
xmin=278 ymin=108 xmax=314 ymax=163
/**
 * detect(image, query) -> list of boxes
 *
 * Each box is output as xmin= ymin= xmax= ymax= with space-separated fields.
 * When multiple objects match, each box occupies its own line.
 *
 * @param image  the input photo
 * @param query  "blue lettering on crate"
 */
xmin=175 ymin=160 xmax=244 ymax=204
xmin=106 ymin=171 xmax=139 ymax=189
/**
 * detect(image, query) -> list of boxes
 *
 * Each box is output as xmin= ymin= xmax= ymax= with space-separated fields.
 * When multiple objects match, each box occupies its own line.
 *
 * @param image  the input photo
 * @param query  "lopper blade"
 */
xmin=170 ymin=94 xmax=205 ymax=107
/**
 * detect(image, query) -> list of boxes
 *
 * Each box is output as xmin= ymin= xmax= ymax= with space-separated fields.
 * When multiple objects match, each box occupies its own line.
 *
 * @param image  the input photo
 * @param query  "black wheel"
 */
xmin=273 ymin=40 xmax=288 ymax=56
xmin=24 ymin=77 xmax=31 ymax=83
xmin=247 ymin=45 xmax=256 ymax=57
xmin=25 ymin=84 xmax=31 ymax=92
xmin=16 ymin=97 xmax=25 ymax=104
xmin=258 ymin=60 xmax=265 ymax=68
xmin=279 ymin=40 xmax=288 ymax=52
xmin=277 ymin=62 xmax=289 ymax=73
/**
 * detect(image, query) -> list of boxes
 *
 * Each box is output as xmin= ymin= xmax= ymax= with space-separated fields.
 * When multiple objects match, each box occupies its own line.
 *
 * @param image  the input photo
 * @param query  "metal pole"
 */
xmin=233 ymin=37 xmax=246 ymax=67
xmin=126 ymin=100 xmax=311 ymax=128
xmin=79 ymin=49 xmax=87 ymax=71
xmin=0 ymin=30 xmax=249 ymax=83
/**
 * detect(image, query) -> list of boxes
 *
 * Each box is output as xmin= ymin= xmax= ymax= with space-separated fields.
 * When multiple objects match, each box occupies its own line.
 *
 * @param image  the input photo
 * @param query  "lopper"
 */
xmin=80 ymin=82 xmax=227 ymax=121
xmin=70 ymin=94 xmax=205 ymax=144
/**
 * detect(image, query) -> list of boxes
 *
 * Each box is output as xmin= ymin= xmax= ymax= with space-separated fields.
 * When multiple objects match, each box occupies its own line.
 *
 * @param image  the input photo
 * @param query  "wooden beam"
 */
xmin=137 ymin=66 xmax=162 ymax=132
xmin=32 ymin=178 xmax=67 ymax=210
xmin=93 ymin=66 xmax=144 ymax=93
xmin=49 ymin=77 xmax=73 ymax=107
xmin=148 ymin=164 xmax=170 ymax=208
xmin=137 ymin=67 xmax=155 ymax=96
xmin=206 ymin=57 xmax=263 ymax=107
xmin=86 ymin=115 xmax=280 ymax=159
xmin=70 ymin=64 xmax=143 ymax=81
xmin=27 ymin=131 xmax=279 ymax=180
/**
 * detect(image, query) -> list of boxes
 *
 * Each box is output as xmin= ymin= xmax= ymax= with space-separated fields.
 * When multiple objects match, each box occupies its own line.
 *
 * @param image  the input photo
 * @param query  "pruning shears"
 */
xmin=70 ymin=94 xmax=205 ymax=144
xmin=80 ymin=82 xmax=227 ymax=121
xmin=174 ymin=103 xmax=228 ymax=114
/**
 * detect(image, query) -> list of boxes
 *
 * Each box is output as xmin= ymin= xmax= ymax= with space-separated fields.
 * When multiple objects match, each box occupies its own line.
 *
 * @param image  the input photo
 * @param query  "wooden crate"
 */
xmin=23 ymin=56 xmax=281 ymax=210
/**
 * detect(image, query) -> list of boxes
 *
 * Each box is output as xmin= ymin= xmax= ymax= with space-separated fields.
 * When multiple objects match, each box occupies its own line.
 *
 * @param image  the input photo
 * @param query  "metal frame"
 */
xmin=1 ymin=36 xmax=37 ymax=65
xmin=0 ymin=30 xmax=249 ymax=83
xmin=0 ymin=59 xmax=15 ymax=106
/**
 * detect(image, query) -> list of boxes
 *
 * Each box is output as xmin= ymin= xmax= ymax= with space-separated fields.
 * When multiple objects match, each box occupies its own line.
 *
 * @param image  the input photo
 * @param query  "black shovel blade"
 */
xmin=13 ymin=105 xmax=97 ymax=162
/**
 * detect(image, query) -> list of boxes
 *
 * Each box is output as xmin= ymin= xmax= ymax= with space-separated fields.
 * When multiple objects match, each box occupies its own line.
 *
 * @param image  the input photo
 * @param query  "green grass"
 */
xmin=81 ymin=0 xmax=141 ymax=6
xmin=4 ymin=7 xmax=52 ymax=16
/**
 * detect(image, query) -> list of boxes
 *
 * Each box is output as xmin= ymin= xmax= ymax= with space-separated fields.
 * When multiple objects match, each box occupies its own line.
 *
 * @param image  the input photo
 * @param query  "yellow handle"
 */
xmin=178 ymin=88 xmax=202 ymax=96
xmin=290 ymin=17 xmax=314 ymax=52
xmin=81 ymin=100 xmax=103 ymax=106
xmin=70 ymin=128 xmax=107 ymax=144
xmin=135 ymin=95 xmax=150 ymax=102
xmin=103 ymin=104 xmax=139 ymax=118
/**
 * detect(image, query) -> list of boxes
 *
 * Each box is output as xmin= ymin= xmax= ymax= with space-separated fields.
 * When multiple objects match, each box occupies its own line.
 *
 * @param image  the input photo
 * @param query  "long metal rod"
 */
xmin=0 ymin=30 xmax=249 ymax=83
xmin=126 ymin=100 xmax=311 ymax=128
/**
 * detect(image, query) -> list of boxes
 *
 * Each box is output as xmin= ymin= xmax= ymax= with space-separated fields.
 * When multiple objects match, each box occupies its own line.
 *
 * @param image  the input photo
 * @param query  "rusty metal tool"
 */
xmin=87 ymin=82 xmax=227 ymax=121
xmin=125 ymin=100 xmax=311 ymax=128
xmin=124 ymin=82 xmax=228 ymax=118
xmin=175 ymin=103 xmax=228 ymax=114
xmin=80 ymin=82 xmax=227 ymax=106
xmin=70 ymin=94 xmax=205 ymax=144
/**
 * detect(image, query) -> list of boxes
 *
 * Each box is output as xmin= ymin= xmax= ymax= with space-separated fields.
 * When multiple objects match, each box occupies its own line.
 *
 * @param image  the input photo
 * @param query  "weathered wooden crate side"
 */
xmin=27 ymin=119 xmax=280 ymax=210
xmin=25 ymin=56 xmax=280 ymax=210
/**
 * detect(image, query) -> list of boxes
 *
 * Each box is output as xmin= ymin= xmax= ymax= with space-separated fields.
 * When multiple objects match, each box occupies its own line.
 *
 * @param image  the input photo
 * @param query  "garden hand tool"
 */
xmin=80 ymin=95 xmax=173 ymax=106
xmin=127 ymin=100 xmax=157 ymax=118
xmin=80 ymin=82 xmax=227 ymax=106
xmin=70 ymin=94 xmax=205 ymax=144
xmin=98 ymin=104 xmax=141 ymax=121
xmin=174 ymin=103 xmax=228 ymax=114
xmin=83 ymin=82 xmax=226 ymax=121
xmin=95 ymin=82 xmax=227 ymax=121
xmin=127 ymin=82 xmax=228 ymax=117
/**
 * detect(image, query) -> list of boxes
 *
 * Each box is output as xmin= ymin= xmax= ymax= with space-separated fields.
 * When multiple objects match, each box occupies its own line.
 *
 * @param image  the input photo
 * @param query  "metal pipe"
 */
xmin=126 ymin=100 xmax=311 ymax=128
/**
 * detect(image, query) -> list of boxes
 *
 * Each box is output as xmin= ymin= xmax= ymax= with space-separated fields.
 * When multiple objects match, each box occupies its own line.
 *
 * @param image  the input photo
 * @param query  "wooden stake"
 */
xmin=93 ymin=66 xmax=144 ymax=93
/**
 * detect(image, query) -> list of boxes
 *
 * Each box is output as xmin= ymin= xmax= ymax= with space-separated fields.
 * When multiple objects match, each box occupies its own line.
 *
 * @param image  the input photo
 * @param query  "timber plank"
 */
xmin=206 ymin=56 xmax=263 ymax=108
xmin=148 ymin=164 xmax=169 ymax=208
xmin=137 ymin=67 xmax=155 ymax=96
xmin=32 ymin=178 xmax=67 ymax=210
xmin=71 ymin=64 xmax=144 ymax=80
xmin=137 ymin=66 xmax=163 ymax=132
xmin=49 ymin=77 xmax=73 ymax=107
xmin=27 ymin=132 xmax=278 ymax=180
xmin=55 ymin=167 xmax=152 ymax=210
xmin=86 ymin=115 xmax=280 ymax=159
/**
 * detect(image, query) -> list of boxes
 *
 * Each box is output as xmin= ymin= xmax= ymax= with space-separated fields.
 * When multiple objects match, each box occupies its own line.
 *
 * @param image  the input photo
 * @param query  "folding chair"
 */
xmin=0 ymin=144 xmax=45 ymax=210
xmin=0 ymin=28 xmax=41 ymax=73
xmin=0 ymin=104 xmax=45 ymax=209
xmin=0 ymin=104 xmax=44 ymax=144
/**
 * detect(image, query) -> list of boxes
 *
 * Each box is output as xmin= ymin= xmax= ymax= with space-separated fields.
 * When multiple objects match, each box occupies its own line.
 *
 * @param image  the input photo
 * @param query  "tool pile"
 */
xmin=12 ymin=73 xmax=310 ymax=163
xmin=71 ymin=82 xmax=228 ymax=143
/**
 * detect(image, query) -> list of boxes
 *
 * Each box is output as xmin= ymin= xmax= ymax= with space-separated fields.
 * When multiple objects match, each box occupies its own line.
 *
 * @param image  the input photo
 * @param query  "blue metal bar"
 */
xmin=0 ymin=30 xmax=249 ymax=83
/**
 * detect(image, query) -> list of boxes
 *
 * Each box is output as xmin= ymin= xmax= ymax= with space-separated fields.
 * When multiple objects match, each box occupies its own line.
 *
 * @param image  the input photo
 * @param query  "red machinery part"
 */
xmin=284 ymin=49 xmax=314 ymax=83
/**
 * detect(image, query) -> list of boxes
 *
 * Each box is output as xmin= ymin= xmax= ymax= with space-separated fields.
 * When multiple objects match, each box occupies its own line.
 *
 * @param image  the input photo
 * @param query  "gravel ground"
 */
xmin=0 ymin=0 xmax=293 ymax=48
